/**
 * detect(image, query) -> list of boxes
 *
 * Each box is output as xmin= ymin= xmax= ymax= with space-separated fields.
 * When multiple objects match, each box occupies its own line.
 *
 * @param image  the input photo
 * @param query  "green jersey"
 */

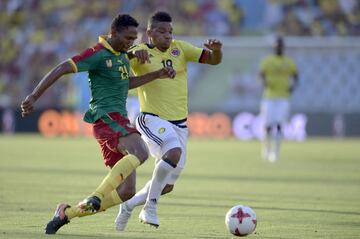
xmin=68 ymin=36 xmax=130 ymax=123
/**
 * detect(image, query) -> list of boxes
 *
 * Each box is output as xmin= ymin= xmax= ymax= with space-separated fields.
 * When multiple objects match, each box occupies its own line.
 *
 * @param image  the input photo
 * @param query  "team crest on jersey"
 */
xmin=158 ymin=127 xmax=166 ymax=134
xmin=171 ymin=48 xmax=180 ymax=57
xmin=106 ymin=59 xmax=112 ymax=68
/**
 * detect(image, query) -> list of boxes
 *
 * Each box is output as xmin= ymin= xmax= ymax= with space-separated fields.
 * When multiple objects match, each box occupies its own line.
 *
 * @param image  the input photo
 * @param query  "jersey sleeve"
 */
xmin=178 ymin=40 xmax=204 ymax=63
xmin=68 ymin=46 xmax=102 ymax=72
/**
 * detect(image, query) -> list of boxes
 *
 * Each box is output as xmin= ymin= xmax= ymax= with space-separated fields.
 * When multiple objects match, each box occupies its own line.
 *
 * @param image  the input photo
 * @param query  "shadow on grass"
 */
xmin=1 ymin=230 xmax=165 ymax=239
xmin=183 ymin=174 xmax=360 ymax=185
xmin=163 ymin=201 xmax=360 ymax=216
xmin=0 ymin=165 xmax=153 ymax=180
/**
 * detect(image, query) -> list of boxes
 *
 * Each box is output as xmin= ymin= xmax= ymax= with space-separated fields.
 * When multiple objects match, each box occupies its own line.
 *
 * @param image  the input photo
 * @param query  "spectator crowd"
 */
xmin=1 ymin=0 xmax=359 ymax=110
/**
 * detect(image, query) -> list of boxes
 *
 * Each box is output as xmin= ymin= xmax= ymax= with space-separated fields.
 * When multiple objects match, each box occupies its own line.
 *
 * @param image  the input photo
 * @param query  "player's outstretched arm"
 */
xmin=203 ymin=39 xmax=223 ymax=65
xmin=127 ymin=49 xmax=151 ymax=64
xmin=21 ymin=60 xmax=74 ymax=117
xmin=129 ymin=67 xmax=176 ymax=89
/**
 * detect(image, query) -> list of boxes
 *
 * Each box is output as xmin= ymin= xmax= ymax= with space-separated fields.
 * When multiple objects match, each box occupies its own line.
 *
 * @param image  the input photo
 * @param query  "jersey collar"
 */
xmin=98 ymin=35 xmax=121 ymax=55
xmin=146 ymin=40 xmax=175 ymax=52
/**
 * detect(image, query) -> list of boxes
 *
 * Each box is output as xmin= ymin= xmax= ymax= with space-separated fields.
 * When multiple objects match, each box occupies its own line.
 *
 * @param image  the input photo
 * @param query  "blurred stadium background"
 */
xmin=1 ymin=0 xmax=360 ymax=139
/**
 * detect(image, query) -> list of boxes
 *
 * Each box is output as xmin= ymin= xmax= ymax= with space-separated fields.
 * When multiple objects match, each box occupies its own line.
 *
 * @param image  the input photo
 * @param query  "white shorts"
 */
xmin=126 ymin=96 xmax=140 ymax=126
xmin=261 ymin=98 xmax=290 ymax=126
xmin=135 ymin=113 xmax=188 ymax=184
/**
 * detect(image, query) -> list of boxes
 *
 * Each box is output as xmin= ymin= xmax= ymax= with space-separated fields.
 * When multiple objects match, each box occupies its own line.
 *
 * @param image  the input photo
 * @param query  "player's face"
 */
xmin=148 ymin=22 xmax=173 ymax=51
xmin=112 ymin=26 xmax=138 ymax=52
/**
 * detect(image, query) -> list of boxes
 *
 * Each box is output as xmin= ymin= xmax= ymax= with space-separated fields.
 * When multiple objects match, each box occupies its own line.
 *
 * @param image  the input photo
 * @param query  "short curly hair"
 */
xmin=111 ymin=14 xmax=139 ymax=32
xmin=148 ymin=11 xmax=172 ymax=29
xmin=151 ymin=11 xmax=172 ymax=23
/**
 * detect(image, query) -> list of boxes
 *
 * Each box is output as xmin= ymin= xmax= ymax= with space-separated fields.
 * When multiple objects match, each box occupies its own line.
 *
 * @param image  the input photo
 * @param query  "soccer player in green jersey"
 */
xmin=259 ymin=36 xmax=299 ymax=162
xmin=20 ymin=14 xmax=175 ymax=234
xmin=115 ymin=11 xmax=222 ymax=230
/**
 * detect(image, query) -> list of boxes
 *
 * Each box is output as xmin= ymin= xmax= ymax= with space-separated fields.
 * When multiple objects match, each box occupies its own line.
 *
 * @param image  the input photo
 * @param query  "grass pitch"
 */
xmin=0 ymin=135 xmax=359 ymax=239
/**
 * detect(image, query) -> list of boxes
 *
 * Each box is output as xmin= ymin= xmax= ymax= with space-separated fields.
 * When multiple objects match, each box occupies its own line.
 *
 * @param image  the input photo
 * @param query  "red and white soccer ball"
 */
xmin=225 ymin=205 xmax=257 ymax=237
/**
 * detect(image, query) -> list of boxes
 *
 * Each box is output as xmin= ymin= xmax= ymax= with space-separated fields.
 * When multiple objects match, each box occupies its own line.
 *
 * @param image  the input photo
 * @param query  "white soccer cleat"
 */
xmin=115 ymin=203 xmax=133 ymax=231
xmin=268 ymin=152 xmax=278 ymax=163
xmin=139 ymin=201 xmax=159 ymax=228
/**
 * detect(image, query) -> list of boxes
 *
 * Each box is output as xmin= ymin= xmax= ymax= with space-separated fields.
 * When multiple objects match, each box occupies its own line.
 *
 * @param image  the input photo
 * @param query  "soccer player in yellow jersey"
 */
xmin=259 ymin=36 xmax=298 ymax=162
xmin=115 ymin=11 xmax=222 ymax=230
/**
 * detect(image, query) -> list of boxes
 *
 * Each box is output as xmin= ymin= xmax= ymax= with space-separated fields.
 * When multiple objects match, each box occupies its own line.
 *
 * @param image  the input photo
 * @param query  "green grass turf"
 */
xmin=0 ymin=135 xmax=359 ymax=239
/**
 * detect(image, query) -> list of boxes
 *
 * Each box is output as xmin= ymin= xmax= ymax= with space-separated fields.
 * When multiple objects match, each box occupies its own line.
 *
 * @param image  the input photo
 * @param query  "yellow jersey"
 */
xmin=128 ymin=89 xmax=138 ymax=97
xmin=260 ymin=54 xmax=297 ymax=98
xmin=130 ymin=40 xmax=204 ymax=121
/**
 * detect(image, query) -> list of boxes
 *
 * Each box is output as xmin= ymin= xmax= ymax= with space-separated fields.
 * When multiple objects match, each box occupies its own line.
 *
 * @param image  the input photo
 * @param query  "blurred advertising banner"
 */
xmin=1 ymin=109 xmax=360 ymax=138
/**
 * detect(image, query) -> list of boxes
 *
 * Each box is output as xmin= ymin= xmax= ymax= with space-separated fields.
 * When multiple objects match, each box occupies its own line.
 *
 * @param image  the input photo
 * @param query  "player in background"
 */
xmin=259 ymin=36 xmax=298 ymax=162
xmin=20 ymin=14 xmax=175 ymax=234
xmin=115 ymin=11 xmax=222 ymax=230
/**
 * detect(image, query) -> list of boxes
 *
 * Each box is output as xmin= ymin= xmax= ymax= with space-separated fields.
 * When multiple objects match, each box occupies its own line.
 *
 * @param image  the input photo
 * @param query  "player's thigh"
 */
xmin=261 ymin=99 xmax=276 ymax=126
xmin=173 ymin=125 xmax=188 ymax=168
xmin=118 ymin=132 xmax=149 ymax=162
xmin=274 ymin=99 xmax=290 ymax=124
xmin=93 ymin=114 xmax=133 ymax=167
xmin=93 ymin=112 xmax=148 ymax=162
xmin=136 ymin=113 xmax=181 ymax=159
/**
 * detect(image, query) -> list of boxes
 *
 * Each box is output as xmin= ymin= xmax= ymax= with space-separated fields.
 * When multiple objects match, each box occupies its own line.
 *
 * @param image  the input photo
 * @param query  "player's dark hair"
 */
xmin=275 ymin=36 xmax=284 ymax=55
xmin=151 ymin=11 xmax=172 ymax=23
xmin=111 ymin=14 xmax=139 ymax=32
xmin=148 ymin=11 xmax=172 ymax=29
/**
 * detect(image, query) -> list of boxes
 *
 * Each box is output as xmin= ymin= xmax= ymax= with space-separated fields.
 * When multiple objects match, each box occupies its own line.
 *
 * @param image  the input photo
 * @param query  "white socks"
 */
xmin=145 ymin=159 xmax=174 ymax=205
xmin=125 ymin=159 xmax=175 ymax=211
xmin=270 ymin=131 xmax=282 ymax=162
xmin=126 ymin=180 xmax=151 ymax=210
xmin=262 ymin=133 xmax=271 ymax=160
xmin=263 ymin=127 xmax=282 ymax=162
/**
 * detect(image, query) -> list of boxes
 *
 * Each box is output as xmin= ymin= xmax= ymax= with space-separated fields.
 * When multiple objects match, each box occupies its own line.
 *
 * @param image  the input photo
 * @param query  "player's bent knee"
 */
xmin=161 ymin=184 xmax=174 ymax=195
xmin=136 ymin=139 xmax=149 ymax=162
xmin=134 ymin=146 xmax=149 ymax=163
xmin=163 ymin=147 xmax=182 ymax=165
xmin=119 ymin=133 xmax=149 ymax=163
